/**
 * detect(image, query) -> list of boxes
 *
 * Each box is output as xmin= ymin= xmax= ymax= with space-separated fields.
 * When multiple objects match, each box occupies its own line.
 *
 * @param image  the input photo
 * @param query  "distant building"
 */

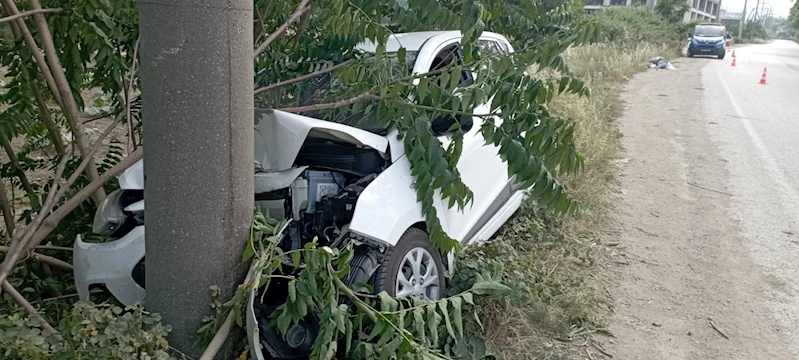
xmin=585 ymin=0 xmax=722 ymax=23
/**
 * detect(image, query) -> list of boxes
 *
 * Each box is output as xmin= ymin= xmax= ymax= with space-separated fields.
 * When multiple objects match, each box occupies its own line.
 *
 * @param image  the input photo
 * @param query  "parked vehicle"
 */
xmin=73 ymin=31 xmax=525 ymax=359
xmin=687 ymin=23 xmax=731 ymax=59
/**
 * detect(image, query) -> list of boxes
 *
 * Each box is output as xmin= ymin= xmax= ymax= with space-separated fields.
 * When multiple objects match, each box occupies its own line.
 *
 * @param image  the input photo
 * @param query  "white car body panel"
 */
xmin=119 ymin=159 xmax=144 ymax=189
xmin=74 ymin=226 xmax=145 ymax=305
xmin=254 ymin=109 xmax=388 ymax=172
xmin=348 ymin=154 xmax=450 ymax=246
xmin=124 ymin=200 xmax=145 ymax=212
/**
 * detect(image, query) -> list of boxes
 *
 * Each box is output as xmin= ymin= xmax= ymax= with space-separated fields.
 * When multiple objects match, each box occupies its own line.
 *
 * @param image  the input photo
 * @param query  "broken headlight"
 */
xmin=92 ymin=189 xmax=143 ymax=237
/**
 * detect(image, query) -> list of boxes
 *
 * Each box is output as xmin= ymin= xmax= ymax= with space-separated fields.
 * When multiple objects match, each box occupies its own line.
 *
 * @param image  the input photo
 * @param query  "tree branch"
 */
xmin=254 ymin=59 xmax=352 ymax=95
xmin=28 ymin=147 xmax=143 ymax=251
xmin=32 ymin=82 xmax=66 ymax=155
xmin=0 ymin=179 xmax=14 ymax=239
xmin=0 ymin=148 xmax=71 ymax=289
xmin=0 ymin=246 xmax=73 ymax=271
xmin=28 ymin=0 xmax=106 ymax=202
xmin=0 ymin=130 xmax=35 ymax=195
xmin=276 ymin=91 xmax=378 ymax=113
xmin=0 ymin=7 xmax=60 ymax=23
xmin=253 ymin=0 xmax=310 ymax=58
xmin=198 ymin=262 xmax=257 ymax=360
xmin=125 ymin=37 xmax=140 ymax=153
xmin=52 ymin=114 xmax=122 ymax=206
xmin=2 ymin=280 xmax=62 ymax=339
xmin=0 ymin=0 xmax=63 ymax=108
xmin=35 ymin=245 xmax=73 ymax=252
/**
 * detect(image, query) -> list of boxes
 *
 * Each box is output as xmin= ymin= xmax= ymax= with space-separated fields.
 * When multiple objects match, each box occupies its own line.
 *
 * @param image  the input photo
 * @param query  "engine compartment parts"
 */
xmin=296 ymin=138 xmax=386 ymax=177
xmin=92 ymin=189 xmax=144 ymax=238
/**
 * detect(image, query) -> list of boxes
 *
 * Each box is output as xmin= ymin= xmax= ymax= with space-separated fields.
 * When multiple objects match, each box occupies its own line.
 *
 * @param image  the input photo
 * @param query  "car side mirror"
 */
xmin=431 ymin=115 xmax=473 ymax=136
xmin=725 ymin=34 xmax=732 ymax=39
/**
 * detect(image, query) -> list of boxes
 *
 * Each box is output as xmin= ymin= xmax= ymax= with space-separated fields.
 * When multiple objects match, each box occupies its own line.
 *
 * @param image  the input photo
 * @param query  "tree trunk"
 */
xmin=0 ymin=179 xmax=14 ymax=240
xmin=27 ymin=0 xmax=105 ymax=203
xmin=139 ymin=1 xmax=253 ymax=357
xmin=5 ymin=12 xmax=65 ymax=157
xmin=0 ymin=131 xmax=34 ymax=195
xmin=31 ymin=82 xmax=66 ymax=155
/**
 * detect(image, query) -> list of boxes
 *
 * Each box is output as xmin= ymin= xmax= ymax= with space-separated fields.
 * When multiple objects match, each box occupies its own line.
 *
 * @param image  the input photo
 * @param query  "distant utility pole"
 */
xmin=139 ymin=0 xmax=254 ymax=357
xmin=739 ymin=0 xmax=747 ymax=38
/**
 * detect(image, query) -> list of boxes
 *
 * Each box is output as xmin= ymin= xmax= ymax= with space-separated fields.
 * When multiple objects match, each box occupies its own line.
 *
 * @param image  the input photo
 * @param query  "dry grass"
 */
xmin=464 ymin=42 xmax=676 ymax=359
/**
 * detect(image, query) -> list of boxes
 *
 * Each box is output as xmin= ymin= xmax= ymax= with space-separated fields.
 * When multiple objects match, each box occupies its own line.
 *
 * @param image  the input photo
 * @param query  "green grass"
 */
xmin=459 ymin=41 xmax=676 ymax=359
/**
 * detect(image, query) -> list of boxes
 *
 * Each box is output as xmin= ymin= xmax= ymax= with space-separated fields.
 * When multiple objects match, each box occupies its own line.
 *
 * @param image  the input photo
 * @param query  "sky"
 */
xmin=720 ymin=0 xmax=793 ymax=18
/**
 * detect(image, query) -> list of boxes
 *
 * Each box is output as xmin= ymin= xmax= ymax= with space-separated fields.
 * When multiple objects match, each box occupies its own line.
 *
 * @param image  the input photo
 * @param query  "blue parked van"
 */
xmin=687 ymin=23 xmax=731 ymax=59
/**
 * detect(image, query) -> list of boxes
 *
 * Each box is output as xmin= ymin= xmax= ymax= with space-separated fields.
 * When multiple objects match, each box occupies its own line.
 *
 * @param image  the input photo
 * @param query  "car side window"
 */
xmin=477 ymin=39 xmax=506 ymax=57
xmin=429 ymin=43 xmax=474 ymax=88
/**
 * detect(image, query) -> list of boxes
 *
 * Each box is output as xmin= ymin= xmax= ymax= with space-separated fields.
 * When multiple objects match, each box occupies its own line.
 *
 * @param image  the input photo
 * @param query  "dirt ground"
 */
xmin=597 ymin=59 xmax=794 ymax=359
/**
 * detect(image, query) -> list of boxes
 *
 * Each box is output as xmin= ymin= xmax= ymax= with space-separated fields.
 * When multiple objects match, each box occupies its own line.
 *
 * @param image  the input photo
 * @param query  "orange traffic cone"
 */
xmin=759 ymin=67 xmax=767 ymax=84
xmin=731 ymin=57 xmax=736 ymax=67
xmin=732 ymin=50 xmax=736 ymax=58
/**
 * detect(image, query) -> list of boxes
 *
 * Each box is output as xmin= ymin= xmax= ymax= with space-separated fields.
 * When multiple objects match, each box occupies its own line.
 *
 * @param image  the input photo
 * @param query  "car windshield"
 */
xmin=257 ymin=51 xmax=419 ymax=134
xmin=695 ymin=26 xmax=724 ymax=37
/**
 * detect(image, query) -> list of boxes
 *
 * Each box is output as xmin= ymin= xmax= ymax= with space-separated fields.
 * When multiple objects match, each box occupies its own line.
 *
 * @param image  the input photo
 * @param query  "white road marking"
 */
xmin=716 ymin=69 xmax=799 ymax=226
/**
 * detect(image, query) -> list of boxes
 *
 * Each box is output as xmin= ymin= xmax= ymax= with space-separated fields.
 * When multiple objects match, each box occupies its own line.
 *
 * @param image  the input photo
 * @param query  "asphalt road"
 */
xmin=703 ymin=40 xmax=799 ymax=354
xmin=605 ymin=40 xmax=799 ymax=359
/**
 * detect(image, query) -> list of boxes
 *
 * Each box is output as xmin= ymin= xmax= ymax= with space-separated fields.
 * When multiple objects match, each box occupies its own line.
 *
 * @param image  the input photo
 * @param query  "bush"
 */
xmin=0 ymin=303 xmax=172 ymax=360
xmin=591 ymin=6 xmax=684 ymax=48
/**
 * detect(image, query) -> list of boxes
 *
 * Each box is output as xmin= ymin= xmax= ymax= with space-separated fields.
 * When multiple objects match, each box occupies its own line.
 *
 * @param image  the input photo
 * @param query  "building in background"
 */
xmin=684 ymin=0 xmax=722 ymax=21
xmin=585 ymin=0 xmax=722 ymax=23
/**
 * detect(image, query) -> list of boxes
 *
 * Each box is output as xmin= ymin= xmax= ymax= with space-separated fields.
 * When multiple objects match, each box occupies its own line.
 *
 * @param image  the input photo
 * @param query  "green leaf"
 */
xmin=288 ymin=280 xmax=297 ymax=302
xmin=379 ymin=291 xmax=399 ymax=312
xmin=292 ymin=251 xmax=301 ymax=267
xmin=241 ymin=236 xmax=255 ymax=261
xmin=345 ymin=317 xmax=354 ymax=352
xmin=438 ymin=300 xmax=456 ymax=340
xmin=470 ymin=281 xmax=512 ymax=296
xmin=418 ymin=78 xmax=429 ymax=101
xmin=451 ymin=297 xmax=463 ymax=336
xmin=427 ymin=304 xmax=440 ymax=346
xmin=276 ymin=309 xmax=291 ymax=335
xmin=413 ymin=308 xmax=426 ymax=343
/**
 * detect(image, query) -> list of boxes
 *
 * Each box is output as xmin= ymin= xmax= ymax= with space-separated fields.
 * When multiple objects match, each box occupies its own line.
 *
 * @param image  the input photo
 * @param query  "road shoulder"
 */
xmin=600 ymin=58 xmax=792 ymax=359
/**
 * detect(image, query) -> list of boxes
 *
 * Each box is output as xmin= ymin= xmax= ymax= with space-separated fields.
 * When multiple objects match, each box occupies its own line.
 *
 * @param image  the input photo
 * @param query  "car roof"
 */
xmin=356 ymin=31 xmax=506 ymax=53
xmin=697 ymin=23 xmax=724 ymax=26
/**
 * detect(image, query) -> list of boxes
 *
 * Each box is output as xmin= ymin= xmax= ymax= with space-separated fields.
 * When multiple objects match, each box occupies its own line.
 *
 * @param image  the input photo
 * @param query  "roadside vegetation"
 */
xmin=460 ymin=7 xmax=685 ymax=359
xmin=1 ymin=2 xmax=684 ymax=360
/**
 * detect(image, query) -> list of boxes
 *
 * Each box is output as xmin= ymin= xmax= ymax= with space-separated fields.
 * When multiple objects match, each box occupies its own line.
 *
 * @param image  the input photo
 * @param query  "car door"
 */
xmin=426 ymin=38 xmax=513 ymax=244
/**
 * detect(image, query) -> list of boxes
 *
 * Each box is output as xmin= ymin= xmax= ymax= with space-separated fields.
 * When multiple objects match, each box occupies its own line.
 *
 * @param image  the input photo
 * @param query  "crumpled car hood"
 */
xmin=117 ymin=109 xmax=389 ymax=190
xmin=254 ymin=109 xmax=388 ymax=172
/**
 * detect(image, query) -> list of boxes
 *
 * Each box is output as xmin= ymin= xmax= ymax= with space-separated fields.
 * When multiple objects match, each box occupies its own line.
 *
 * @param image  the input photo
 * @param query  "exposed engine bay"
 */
xmin=255 ymin=137 xmax=385 ymax=252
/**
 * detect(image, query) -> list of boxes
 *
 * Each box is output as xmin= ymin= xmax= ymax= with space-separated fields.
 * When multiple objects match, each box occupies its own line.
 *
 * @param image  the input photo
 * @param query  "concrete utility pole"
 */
xmin=739 ymin=0 xmax=747 ymax=38
xmin=139 ymin=0 xmax=253 ymax=357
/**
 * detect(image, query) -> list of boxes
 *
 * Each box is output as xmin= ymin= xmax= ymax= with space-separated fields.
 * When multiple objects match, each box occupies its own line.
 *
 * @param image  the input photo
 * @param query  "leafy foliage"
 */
xmin=592 ymin=6 xmax=685 ymax=47
xmin=0 ymin=303 xmax=171 ymax=360
xmin=654 ymin=0 xmax=691 ymax=24
xmin=254 ymin=0 xmax=594 ymax=252
xmin=202 ymin=210 xmax=511 ymax=359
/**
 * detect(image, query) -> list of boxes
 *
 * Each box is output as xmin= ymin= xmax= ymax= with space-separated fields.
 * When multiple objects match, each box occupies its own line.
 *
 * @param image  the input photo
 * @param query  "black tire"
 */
xmin=687 ymin=52 xmax=694 ymax=58
xmin=718 ymin=53 xmax=725 ymax=60
xmin=371 ymin=228 xmax=446 ymax=300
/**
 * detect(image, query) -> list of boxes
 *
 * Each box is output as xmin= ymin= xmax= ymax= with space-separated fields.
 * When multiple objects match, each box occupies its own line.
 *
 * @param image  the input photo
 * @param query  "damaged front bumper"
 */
xmin=73 ymin=226 xmax=146 ymax=305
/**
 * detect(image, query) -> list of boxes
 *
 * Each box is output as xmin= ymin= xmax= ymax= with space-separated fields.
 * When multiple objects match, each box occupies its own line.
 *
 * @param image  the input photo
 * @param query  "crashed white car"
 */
xmin=74 ymin=31 xmax=524 ymax=359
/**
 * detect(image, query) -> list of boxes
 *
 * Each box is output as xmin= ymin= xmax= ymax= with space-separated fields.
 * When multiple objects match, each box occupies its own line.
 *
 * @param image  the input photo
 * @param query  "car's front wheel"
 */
xmin=371 ymin=228 xmax=445 ymax=300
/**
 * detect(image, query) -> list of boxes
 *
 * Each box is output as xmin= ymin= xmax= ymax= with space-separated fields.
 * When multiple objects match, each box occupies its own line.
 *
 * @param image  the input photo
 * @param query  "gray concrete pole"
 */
xmin=739 ymin=0 xmax=747 ymax=38
xmin=139 ymin=0 xmax=253 ymax=357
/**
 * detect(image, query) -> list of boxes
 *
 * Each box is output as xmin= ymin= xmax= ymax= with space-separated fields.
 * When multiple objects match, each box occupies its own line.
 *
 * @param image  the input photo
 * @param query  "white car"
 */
xmin=73 ymin=31 xmax=525 ymax=359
